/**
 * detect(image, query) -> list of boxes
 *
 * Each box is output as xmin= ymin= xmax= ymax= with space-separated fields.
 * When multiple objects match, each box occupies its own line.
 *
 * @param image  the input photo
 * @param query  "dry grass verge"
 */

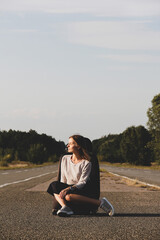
xmin=101 ymin=162 xmax=160 ymax=170
xmin=100 ymin=169 xmax=160 ymax=191
xmin=0 ymin=161 xmax=55 ymax=170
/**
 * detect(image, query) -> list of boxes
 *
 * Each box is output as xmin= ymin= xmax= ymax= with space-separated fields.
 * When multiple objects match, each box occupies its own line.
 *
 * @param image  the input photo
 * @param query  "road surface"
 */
xmin=0 ymin=164 xmax=160 ymax=240
xmin=1 ymin=163 xmax=159 ymax=189
xmin=101 ymin=164 xmax=160 ymax=187
xmin=0 ymin=164 xmax=58 ymax=188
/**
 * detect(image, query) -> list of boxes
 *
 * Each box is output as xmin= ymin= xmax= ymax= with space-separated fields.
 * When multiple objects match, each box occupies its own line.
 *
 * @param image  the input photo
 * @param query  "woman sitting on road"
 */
xmin=47 ymin=134 xmax=114 ymax=217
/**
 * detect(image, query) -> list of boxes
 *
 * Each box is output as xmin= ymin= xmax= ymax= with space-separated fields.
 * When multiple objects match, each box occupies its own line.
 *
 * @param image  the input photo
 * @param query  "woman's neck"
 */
xmin=71 ymin=153 xmax=82 ymax=163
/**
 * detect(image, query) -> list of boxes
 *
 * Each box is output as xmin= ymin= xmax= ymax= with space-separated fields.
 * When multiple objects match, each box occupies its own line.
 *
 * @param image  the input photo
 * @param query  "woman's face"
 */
xmin=67 ymin=137 xmax=79 ymax=153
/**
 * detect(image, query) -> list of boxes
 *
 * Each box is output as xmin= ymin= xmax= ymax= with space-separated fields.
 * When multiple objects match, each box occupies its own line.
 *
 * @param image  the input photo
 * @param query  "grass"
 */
xmin=100 ymin=168 xmax=160 ymax=191
xmin=101 ymin=161 xmax=160 ymax=170
xmin=100 ymin=168 xmax=113 ymax=176
xmin=119 ymin=177 xmax=160 ymax=191
xmin=0 ymin=161 xmax=57 ymax=170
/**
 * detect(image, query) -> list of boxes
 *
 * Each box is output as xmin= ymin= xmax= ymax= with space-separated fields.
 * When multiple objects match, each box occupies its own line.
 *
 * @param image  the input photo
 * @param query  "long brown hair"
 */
xmin=69 ymin=135 xmax=92 ymax=161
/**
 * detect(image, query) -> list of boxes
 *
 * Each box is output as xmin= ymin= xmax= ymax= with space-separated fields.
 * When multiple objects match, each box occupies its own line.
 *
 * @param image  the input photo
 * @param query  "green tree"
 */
xmin=97 ymin=134 xmax=123 ymax=163
xmin=0 ymin=129 xmax=65 ymax=164
xmin=147 ymin=93 xmax=160 ymax=164
xmin=27 ymin=144 xmax=47 ymax=164
xmin=92 ymin=136 xmax=108 ymax=155
xmin=120 ymin=126 xmax=151 ymax=165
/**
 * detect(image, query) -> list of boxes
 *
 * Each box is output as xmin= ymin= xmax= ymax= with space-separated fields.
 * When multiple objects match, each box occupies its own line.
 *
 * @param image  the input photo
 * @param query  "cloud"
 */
xmin=11 ymin=108 xmax=41 ymax=119
xmin=9 ymin=108 xmax=57 ymax=120
xmin=1 ymin=0 xmax=160 ymax=17
xmin=10 ymin=29 xmax=38 ymax=33
xmin=106 ymin=65 xmax=132 ymax=71
xmin=65 ymin=21 xmax=160 ymax=50
xmin=99 ymin=54 xmax=160 ymax=63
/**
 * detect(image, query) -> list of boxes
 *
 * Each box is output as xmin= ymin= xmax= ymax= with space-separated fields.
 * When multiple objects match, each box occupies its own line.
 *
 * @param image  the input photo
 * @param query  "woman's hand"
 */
xmin=59 ymin=188 xmax=69 ymax=199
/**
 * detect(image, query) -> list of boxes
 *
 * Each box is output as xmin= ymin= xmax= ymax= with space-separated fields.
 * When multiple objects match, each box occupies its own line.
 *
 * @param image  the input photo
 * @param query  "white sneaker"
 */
xmin=57 ymin=206 xmax=74 ymax=217
xmin=100 ymin=197 xmax=114 ymax=216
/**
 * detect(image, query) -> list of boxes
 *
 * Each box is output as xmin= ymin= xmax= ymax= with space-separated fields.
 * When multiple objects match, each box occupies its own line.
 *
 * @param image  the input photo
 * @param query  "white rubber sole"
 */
xmin=57 ymin=209 xmax=74 ymax=217
xmin=102 ymin=197 xmax=115 ymax=216
xmin=108 ymin=206 xmax=114 ymax=216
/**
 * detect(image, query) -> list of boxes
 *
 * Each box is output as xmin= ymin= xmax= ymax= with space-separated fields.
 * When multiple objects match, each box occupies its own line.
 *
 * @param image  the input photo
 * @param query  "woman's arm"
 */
xmin=75 ymin=161 xmax=92 ymax=189
xmin=60 ymin=156 xmax=67 ymax=183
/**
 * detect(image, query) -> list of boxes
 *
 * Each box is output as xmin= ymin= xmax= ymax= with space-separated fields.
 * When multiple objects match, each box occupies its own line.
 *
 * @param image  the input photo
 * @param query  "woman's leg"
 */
xmin=48 ymin=181 xmax=72 ymax=213
xmin=65 ymin=194 xmax=101 ymax=206
xmin=54 ymin=193 xmax=68 ymax=207
xmin=54 ymin=193 xmax=74 ymax=216
xmin=52 ymin=196 xmax=60 ymax=210
xmin=65 ymin=194 xmax=114 ymax=216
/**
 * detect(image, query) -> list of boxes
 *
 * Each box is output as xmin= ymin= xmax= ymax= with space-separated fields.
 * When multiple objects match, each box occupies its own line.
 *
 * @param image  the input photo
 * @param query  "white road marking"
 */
xmin=15 ymin=171 xmax=22 ymax=173
xmin=108 ymin=171 xmax=160 ymax=190
xmin=1 ymin=172 xmax=9 ymax=175
xmin=0 ymin=171 xmax=57 ymax=188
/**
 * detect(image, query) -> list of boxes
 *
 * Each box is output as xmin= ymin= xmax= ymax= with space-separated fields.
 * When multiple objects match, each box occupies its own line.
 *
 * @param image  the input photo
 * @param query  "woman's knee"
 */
xmin=65 ymin=194 xmax=72 ymax=202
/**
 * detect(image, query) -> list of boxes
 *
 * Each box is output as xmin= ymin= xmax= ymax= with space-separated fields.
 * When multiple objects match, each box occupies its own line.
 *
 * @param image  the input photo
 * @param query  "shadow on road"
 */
xmin=115 ymin=213 xmax=160 ymax=217
xmin=71 ymin=213 xmax=160 ymax=218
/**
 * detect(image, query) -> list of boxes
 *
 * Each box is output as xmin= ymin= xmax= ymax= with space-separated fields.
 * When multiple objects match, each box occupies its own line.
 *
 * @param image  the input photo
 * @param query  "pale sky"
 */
xmin=0 ymin=0 xmax=160 ymax=143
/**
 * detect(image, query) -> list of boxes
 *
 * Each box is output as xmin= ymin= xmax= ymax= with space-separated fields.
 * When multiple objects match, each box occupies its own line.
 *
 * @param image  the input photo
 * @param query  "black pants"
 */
xmin=47 ymin=181 xmax=71 ymax=195
xmin=47 ymin=181 xmax=99 ymax=214
xmin=47 ymin=181 xmax=98 ymax=198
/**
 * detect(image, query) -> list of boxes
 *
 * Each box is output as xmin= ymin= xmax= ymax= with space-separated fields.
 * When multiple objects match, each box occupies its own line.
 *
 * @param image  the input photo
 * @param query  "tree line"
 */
xmin=0 ymin=93 xmax=160 ymax=166
xmin=0 ymin=129 xmax=65 ymax=166
xmin=92 ymin=126 xmax=152 ymax=165
xmin=92 ymin=93 xmax=160 ymax=165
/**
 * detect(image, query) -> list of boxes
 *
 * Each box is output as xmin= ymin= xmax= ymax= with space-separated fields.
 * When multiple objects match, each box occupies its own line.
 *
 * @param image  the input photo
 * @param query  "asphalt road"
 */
xmin=0 ymin=164 xmax=160 ymax=240
xmin=1 ymin=163 xmax=160 ymax=189
xmin=101 ymin=164 xmax=160 ymax=187
xmin=0 ymin=164 xmax=58 ymax=188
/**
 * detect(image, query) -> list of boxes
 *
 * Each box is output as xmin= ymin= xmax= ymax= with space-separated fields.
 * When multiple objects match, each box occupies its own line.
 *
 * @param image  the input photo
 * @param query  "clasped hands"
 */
xmin=59 ymin=187 xmax=70 ymax=199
